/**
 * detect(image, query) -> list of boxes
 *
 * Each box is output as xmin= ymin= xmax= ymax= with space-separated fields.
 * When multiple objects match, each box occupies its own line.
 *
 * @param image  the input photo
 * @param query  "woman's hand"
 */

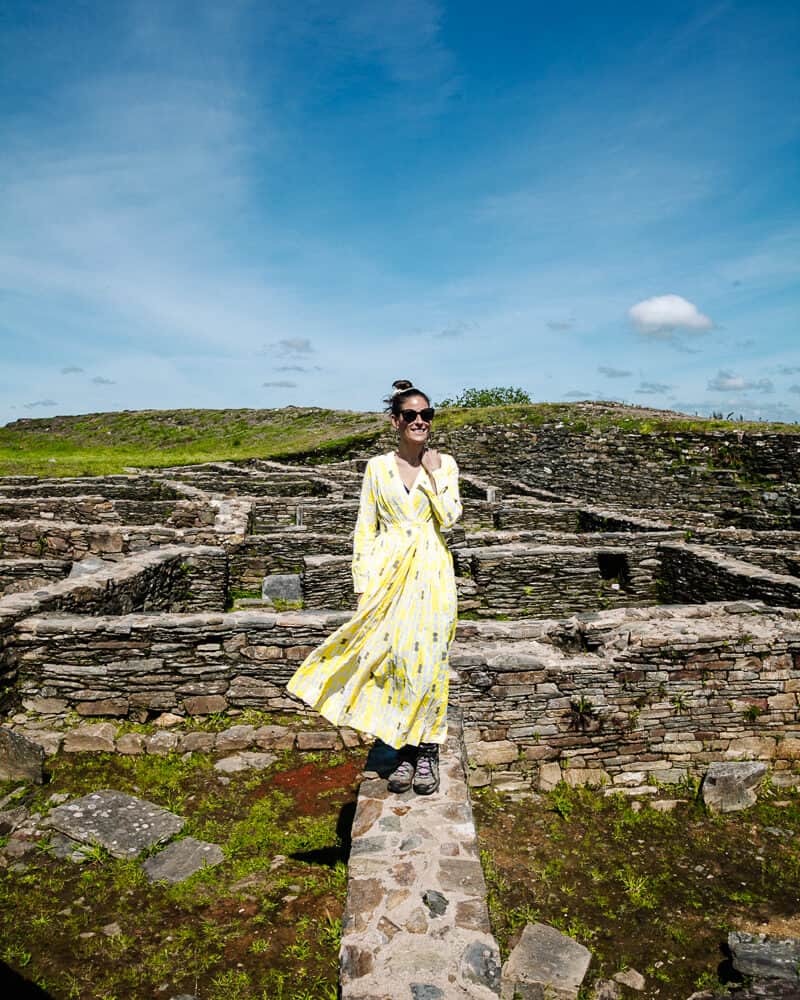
xmin=421 ymin=447 xmax=442 ymax=473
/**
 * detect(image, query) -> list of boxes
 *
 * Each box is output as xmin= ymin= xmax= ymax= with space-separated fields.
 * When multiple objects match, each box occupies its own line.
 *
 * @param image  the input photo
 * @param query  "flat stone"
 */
xmin=406 ymin=907 xmax=429 ymax=934
xmin=456 ymin=898 xmax=492 ymax=933
xmin=213 ymin=751 xmax=276 ymax=774
xmin=702 ymin=761 xmax=767 ymax=813
xmin=728 ymin=931 xmax=800 ymax=982
xmin=296 ymin=730 xmax=342 ymax=751
xmin=613 ymin=967 xmax=645 ymax=990
xmin=0 ymin=807 xmax=28 ymax=835
xmin=22 ymin=697 xmax=68 ymax=715
xmin=215 ymin=724 xmax=255 ymax=751
xmin=438 ymin=858 xmax=486 ymax=894
xmin=76 ymin=699 xmax=129 ymax=717
xmin=153 ymin=712 xmax=184 ymax=728
xmin=102 ymin=921 xmax=123 ymax=937
xmin=141 ymin=837 xmax=223 ymax=883
xmin=62 ymin=722 xmax=117 ymax=754
xmin=592 ymin=979 xmax=621 ymax=1000
xmin=45 ymin=790 xmax=184 ymax=859
xmin=68 ymin=556 xmax=106 ymax=578
xmin=411 ymin=986 xmax=445 ymax=1000
xmin=116 ymin=733 xmax=145 ymax=755
xmin=502 ymin=922 xmax=592 ymax=1000
xmin=253 ymin=724 xmax=294 ymax=749
xmin=181 ymin=732 xmax=216 ymax=752
xmin=461 ymin=938 xmax=502 ymax=994
xmin=144 ymin=731 xmax=180 ymax=755
xmin=183 ymin=695 xmax=228 ymax=716
xmin=262 ymin=573 xmax=302 ymax=602
xmin=20 ymin=728 xmax=63 ymax=756
xmin=539 ymin=762 xmax=562 ymax=791
xmin=0 ymin=727 xmax=44 ymax=783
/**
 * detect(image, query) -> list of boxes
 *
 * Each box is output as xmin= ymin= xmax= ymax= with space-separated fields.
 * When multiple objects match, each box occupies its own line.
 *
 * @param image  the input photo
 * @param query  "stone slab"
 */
xmin=141 ymin=837 xmax=224 ymax=883
xmin=0 ymin=727 xmax=44 ymax=783
xmin=45 ymin=790 xmax=184 ymax=859
xmin=702 ymin=761 xmax=767 ymax=813
xmin=501 ymin=922 xmax=592 ymax=1000
xmin=728 ymin=931 xmax=800 ymax=982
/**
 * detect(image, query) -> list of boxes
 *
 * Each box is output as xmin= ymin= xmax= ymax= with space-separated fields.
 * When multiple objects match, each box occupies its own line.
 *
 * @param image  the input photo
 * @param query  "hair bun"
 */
xmin=391 ymin=379 xmax=414 ymax=394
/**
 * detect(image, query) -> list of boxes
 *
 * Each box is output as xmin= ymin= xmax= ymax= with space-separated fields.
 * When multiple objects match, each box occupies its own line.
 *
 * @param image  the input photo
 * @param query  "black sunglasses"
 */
xmin=400 ymin=407 xmax=435 ymax=423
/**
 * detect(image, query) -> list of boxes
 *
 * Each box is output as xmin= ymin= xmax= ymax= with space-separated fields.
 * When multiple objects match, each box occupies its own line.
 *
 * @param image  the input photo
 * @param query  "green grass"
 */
xmin=2 ymin=402 xmax=797 ymax=477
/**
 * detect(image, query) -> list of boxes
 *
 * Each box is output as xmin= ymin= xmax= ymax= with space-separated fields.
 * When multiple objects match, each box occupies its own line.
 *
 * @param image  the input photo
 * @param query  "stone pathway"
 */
xmin=340 ymin=711 xmax=502 ymax=999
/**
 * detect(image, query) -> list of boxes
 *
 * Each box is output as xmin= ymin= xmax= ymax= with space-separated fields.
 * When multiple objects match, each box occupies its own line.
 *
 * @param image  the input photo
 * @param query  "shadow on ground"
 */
xmin=0 ymin=962 xmax=55 ymax=999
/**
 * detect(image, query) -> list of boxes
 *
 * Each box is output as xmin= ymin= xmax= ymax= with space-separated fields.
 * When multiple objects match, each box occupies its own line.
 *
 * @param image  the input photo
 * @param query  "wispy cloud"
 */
xmin=61 ymin=366 xmax=84 ymax=374
xmin=261 ymin=338 xmax=315 ymax=357
xmin=777 ymin=365 xmax=800 ymax=375
xmin=262 ymin=380 xmax=297 ymax=388
xmin=24 ymin=399 xmax=57 ymax=409
xmin=707 ymin=370 xmax=774 ymax=393
xmin=546 ymin=320 xmax=574 ymax=332
xmin=91 ymin=376 xmax=116 ymax=385
xmin=637 ymin=381 xmax=672 ymax=394
xmin=598 ymin=365 xmax=632 ymax=378
xmin=629 ymin=295 xmax=713 ymax=339
xmin=789 ymin=385 xmax=800 ymax=395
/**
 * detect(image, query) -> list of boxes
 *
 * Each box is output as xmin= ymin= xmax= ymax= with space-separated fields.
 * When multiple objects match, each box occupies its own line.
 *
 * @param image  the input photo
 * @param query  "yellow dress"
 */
xmin=287 ymin=451 xmax=462 ymax=749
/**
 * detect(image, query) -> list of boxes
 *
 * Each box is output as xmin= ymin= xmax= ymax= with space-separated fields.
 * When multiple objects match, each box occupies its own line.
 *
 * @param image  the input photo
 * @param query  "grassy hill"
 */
xmin=0 ymin=402 xmax=797 ymax=477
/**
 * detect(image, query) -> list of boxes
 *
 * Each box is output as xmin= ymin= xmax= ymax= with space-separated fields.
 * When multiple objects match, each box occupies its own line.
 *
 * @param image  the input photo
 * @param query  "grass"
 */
xmin=0 ymin=737 xmax=361 ymax=1000
xmin=473 ymin=780 xmax=800 ymax=1000
xmin=1 ymin=402 xmax=798 ymax=477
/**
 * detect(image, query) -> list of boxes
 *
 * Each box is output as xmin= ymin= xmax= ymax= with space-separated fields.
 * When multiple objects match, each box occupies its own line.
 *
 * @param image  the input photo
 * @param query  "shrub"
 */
xmin=438 ymin=386 xmax=532 ymax=408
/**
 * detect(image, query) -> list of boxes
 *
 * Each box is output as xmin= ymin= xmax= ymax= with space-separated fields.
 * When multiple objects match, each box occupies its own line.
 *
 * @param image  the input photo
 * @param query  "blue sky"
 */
xmin=1 ymin=0 xmax=798 ymax=426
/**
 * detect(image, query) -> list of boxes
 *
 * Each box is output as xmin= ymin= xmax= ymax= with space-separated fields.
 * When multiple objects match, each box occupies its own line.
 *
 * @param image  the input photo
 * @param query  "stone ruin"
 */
xmin=1 ymin=406 xmax=800 ymax=997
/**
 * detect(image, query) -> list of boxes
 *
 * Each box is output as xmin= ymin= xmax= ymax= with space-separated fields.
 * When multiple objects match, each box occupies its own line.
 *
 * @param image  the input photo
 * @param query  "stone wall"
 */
xmin=659 ymin=543 xmax=800 ymax=608
xmin=0 ymin=558 xmax=71 ymax=596
xmin=430 ymin=422 xmax=800 ymax=518
xmin=453 ymin=603 xmax=800 ymax=788
xmin=10 ymin=608 xmax=349 ymax=715
xmin=0 ymin=476 xmax=182 ymax=501
xmin=228 ymin=531 xmax=352 ymax=592
xmin=0 ymin=496 xmax=219 ymax=528
xmin=0 ymin=545 xmax=227 ymax=702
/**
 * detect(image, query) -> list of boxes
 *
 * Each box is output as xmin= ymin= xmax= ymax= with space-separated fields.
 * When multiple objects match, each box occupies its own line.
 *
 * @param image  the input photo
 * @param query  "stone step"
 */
xmin=340 ymin=711 xmax=502 ymax=999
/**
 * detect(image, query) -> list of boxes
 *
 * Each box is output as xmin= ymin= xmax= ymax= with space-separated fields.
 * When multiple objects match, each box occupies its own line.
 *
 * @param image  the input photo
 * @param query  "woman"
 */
xmin=287 ymin=379 xmax=462 ymax=794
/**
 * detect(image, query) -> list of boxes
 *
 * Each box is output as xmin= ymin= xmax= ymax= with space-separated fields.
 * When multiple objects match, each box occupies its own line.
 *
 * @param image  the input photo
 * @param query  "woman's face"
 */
xmin=392 ymin=392 xmax=432 ymax=449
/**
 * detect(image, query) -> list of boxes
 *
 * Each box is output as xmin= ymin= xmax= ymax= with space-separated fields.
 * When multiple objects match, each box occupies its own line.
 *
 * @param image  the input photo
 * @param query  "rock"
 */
xmin=22 ymin=697 xmax=68 ymax=715
xmin=76 ymin=699 xmax=129 ymax=717
xmin=215 ymin=725 xmax=255 ymax=752
xmin=144 ymin=731 xmax=180 ymax=755
xmin=141 ymin=837 xmax=224 ymax=883
xmin=0 ymin=727 xmax=45 ymax=783
xmin=62 ymin=722 xmax=117 ymax=753
xmin=213 ymin=751 xmax=276 ymax=774
xmin=702 ymin=761 xmax=767 ymax=813
xmin=406 ymin=907 xmax=429 ymax=934
xmin=0 ymin=807 xmax=29 ymax=835
xmin=468 ymin=766 xmax=491 ymax=788
xmin=181 ymin=731 xmax=216 ymax=752
xmin=422 ymin=890 xmax=449 ymax=916
xmin=539 ymin=762 xmax=563 ymax=791
xmin=3 ymin=836 xmax=37 ymax=859
xmin=183 ymin=695 xmax=227 ymax=716
xmin=470 ymin=740 xmax=518 ymax=766
xmin=67 ymin=556 xmax=106 ymax=578
xmin=261 ymin=573 xmax=302 ymax=602
xmin=102 ymin=921 xmax=123 ymax=937
xmin=296 ymin=730 xmax=342 ymax=751
xmin=116 ymin=733 xmax=145 ymax=755
xmin=461 ymin=938 xmax=502 ymax=993
xmin=153 ymin=712 xmax=184 ymax=728
xmin=613 ymin=967 xmax=646 ymax=990
xmin=502 ymin=922 xmax=592 ymax=1000
xmin=19 ymin=728 xmax=63 ymax=756
xmin=253 ymin=725 xmax=294 ymax=750
xmin=728 ymin=931 xmax=800 ymax=982
xmin=44 ymin=790 xmax=184 ymax=859
xmin=563 ymin=769 xmax=610 ymax=788
xmin=650 ymin=799 xmax=685 ymax=812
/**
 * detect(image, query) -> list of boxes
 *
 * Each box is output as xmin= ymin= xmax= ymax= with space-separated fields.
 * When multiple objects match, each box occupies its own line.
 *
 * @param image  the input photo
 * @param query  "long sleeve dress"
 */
xmin=286 ymin=451 xmax=462 ymax=749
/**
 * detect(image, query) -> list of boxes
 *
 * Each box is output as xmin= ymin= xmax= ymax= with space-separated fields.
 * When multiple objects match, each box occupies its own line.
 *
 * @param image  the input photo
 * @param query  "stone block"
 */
xmin=262 ymin=573 xmax=302 ymax=602
xmin=215 ymin=725 xmax=256 ymax=751
xmin=728 ymin=931 xmax=800 ymax=982
xmin=563 ymin=769 xmax=609 ymax=788
xmin=538 ymin=762 xmax=562 ymax=791
xmin=141 ymin=837 xmax=223 ymax=883
xmin=502 ymin=922 xmax=591 ymax=1000
xmin=0 ymin=728 xmax=45 ymax=783
xmin=253 ymin=725 xmax=294 ymax=750
xmin=468 ymin=767 xmax=491 ymax=788
xmin=181 ymin=732 xmax=216 ymax=752
xmin=183 ymin=695 xmax=228 ymax=716
xmin=214 ymin=752 xmax=276 ymax=773
xmin=144 ymin=731 xmax=180 ymax=755
xmin=116 ymin=733 xmax=145 ymax=755
xmin=470 ymin=740 xmax=518 ymax=766
xmin=702 ymin=761 xmax=767 ymax=813
xmin=21 ymin=697 xmax=68 ymax=715
xmin=296 ymin=730 xmax=342 ymax=751
xmin=19 ymin=728 xmax=63 ymax=756
xmin=62 ymin=722 xmax=117 ymax=754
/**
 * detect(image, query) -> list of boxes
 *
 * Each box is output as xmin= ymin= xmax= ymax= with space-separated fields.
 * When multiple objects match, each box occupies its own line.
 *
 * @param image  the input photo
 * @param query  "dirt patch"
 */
xmin=472 ymin=782 xmax=800 ymax=1000
xmin=0 ymin=742 xmax=363 ymax=1000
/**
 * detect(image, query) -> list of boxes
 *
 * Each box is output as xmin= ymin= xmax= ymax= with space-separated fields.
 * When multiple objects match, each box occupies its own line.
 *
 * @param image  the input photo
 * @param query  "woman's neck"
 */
xmin=395 ymin=441 xmax=424 ymax=465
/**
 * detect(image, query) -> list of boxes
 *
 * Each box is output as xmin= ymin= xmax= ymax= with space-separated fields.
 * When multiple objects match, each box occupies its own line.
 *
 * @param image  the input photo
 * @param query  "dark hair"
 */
xmin=383 ymin=378 xmax=431 ymax=415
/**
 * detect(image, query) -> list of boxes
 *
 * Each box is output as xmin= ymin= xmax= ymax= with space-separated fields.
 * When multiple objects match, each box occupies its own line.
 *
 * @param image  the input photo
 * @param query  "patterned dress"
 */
xmin=287 ymin=451 xmax=462 ymax=749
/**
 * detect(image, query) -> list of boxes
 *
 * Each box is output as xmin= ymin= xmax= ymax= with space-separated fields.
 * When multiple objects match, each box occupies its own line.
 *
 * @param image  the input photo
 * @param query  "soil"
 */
xmin=472 ymin=782 xmax=800 ymax=1000
xmin=0 ymin=744 xmax=364 ymax=1000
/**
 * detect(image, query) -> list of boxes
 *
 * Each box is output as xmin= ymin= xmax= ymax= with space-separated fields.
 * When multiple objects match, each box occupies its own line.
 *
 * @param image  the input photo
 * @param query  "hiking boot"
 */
xmin=413 ymin=743 xmax=440 ymax=795
xmin=387 ymin=746 xmax=417 ymax=793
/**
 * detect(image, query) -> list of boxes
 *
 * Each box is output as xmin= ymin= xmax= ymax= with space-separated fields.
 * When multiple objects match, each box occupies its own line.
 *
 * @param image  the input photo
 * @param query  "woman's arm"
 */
xmin=352 ymin=460 xmax=379 ymax=593
xmin=418 ymin=453 xmax=462 ymax=529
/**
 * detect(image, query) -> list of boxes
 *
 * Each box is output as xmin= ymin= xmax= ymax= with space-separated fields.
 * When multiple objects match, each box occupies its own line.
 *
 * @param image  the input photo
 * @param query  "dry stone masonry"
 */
xmin=1 ymin=404 xmax=800 ymax=997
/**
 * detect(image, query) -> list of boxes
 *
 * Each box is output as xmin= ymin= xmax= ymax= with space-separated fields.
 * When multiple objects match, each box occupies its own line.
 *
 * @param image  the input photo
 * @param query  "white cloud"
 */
xmin=637 ymin=381 xmax=672 ymax=394
xmin=628 ymin=294 xmax=713 ymax=338
xmin=598 ymin=365 xmax=632 ymax=378
xmin=707 ymin=370 xmax=774 ymax=393
xmin=61 ymin=366 xmax=84 ymax=374
xmin=91 ymin=376 xmax=116 ymax=385
xmin=24 ymin=399 xmax=58 ymax=408
xmin=262 ymin=380 xmax=297 ymax=388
